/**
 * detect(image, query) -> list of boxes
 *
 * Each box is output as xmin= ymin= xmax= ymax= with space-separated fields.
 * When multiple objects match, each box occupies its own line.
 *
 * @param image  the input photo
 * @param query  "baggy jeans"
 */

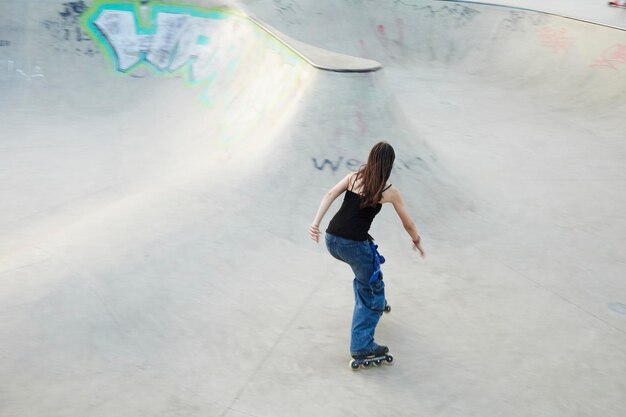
xmin=325 ymin=233 xmax=386 ymax=354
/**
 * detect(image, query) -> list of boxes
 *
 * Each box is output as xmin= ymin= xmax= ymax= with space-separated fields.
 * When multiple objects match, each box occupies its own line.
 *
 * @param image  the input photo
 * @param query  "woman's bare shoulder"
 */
xmin=380 ymin=184 xmax=400 ymax=204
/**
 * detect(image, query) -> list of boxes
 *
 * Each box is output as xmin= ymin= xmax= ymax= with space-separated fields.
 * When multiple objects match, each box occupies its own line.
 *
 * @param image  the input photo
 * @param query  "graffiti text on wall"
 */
xmin=591 ymin=44 xmax=626 ymax=70
xmin=43 ymin=1 xmax=98 ymax=56
xmin=82 ymin=1 xmax=245 ymax=79
xmin=538 ymin=27 xmax=574 ymax=53
xmin=0 ymin=40 xmax=10 ymax=47
xmin=313 ymin=155 xmax=424 ymax=173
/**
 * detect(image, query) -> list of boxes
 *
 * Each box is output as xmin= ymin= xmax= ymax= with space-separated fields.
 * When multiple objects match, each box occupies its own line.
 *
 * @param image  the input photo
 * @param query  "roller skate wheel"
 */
xmin=350 ymin=359 xmax=360 ymax=371
xmin=385 ymin=355 xmax=394 ymax=365
xmin=374 ymin=358 xmax=384 ymax=366
xmin=362 ymin=360 xmax=373 ymax=368
xmin=384 ymin=305 xmax=391 ymax=313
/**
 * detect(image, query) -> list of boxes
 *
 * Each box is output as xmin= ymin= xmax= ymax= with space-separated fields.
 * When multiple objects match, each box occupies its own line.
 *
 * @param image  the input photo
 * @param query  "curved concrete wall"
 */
xmin=244 ymin=0 xmax=626 ymax=111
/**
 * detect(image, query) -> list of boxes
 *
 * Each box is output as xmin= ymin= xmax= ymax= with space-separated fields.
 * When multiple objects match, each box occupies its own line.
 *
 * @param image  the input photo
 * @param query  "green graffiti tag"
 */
xmin=82 ymin=1 xmax=252 ymax=82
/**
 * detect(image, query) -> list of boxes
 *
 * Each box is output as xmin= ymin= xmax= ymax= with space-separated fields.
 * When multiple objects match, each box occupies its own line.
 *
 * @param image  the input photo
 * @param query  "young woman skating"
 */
xmin=309 ymin=142 xmax=425 ymax=369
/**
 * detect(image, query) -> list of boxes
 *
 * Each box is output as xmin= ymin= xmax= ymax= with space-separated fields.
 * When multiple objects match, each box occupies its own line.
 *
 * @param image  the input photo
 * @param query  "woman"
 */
xmin=309 ymin=142 xmax=425 ymax=363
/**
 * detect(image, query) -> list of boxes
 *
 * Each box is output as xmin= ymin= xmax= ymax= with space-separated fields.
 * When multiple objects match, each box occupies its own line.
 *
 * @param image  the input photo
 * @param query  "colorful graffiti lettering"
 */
xmin=80 ymin=1 xmax=314 ymax=106
xmin=591 ymin=44 xmax=626 ymax=70
xmin=82 ymin=2 xmax=242 ymax=76
xmin=538 ymin=27 xmax=574 ymax=53
xmin=80 ymin=1 xmax=314 ymax=145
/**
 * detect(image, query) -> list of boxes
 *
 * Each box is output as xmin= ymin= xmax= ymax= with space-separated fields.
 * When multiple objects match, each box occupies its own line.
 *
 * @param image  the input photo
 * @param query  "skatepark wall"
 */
xmin=2 ymin=0 xmax=624 ymax=264
xmin=241 ymin=0 xmax=626 ymax=114
xmin=2 ymin=0 xmax=623 ymax=276
xmin=0 ymin=0 xmax=319 ymax=240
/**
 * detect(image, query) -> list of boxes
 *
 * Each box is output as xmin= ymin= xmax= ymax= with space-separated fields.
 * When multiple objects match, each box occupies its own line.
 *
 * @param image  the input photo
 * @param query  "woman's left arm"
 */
xmin=309 ymin=173 xmax=352 ymax=242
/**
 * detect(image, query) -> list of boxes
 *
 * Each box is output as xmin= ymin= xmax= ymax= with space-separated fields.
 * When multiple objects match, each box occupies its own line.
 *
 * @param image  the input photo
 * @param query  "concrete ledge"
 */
xmin=249 ymin=16 xmax=383 ymax=73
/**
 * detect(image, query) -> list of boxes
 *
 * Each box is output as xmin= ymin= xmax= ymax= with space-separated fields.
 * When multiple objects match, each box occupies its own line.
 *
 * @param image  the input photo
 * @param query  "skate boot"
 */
xmin=349 ymin=344 xmax=393 ymax=371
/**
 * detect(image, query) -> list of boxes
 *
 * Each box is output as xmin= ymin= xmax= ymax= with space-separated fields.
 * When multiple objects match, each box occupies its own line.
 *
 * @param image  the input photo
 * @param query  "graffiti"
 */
xmin=501 ymin=11 xmax=548 ymax=33
xmin=82 ymin=2 xmax=252 ymax=79
xmin=391 ymin=3 xmax=480 ymax=27
xmin=273 ymin=0 xmax=302 ymax=24
xmin=538 ymin=27 xmax=574 ymax=53
xmin=502 ymin=11 xmax=525 ymax=32
xmin=59 ymin=1 xmax=88 ymax=19
xmin=373 ymin=18 xmax=405 ymax=48
xmin=2 ymin=60 xmax=45 ymax=80
xmin=376 ymin=24 xmax=389 ymax=48
xmin=0 ymin=40 xmax=10 ymax=47
xmin=591 ymin=44 xmax=626 ymax=70
xmin=312 ymin=157 xmax=363 ymax=172
xmin=80 ymin=0 xmax=315 ymax=145
xmin=313 ymin=155 xmax=423 ymax=173
xmin=42 ymin=0 xmax=98 ymax=56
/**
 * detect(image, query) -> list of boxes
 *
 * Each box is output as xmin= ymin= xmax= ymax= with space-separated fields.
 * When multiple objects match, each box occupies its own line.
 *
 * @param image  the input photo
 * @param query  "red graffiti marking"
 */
xmin=376 ymin=24 xmax=389 ymax=48
xmin=538 ymin=27 xmax=574 ymax=53
xmin=591 ymin=44 xmax=626 ymax=70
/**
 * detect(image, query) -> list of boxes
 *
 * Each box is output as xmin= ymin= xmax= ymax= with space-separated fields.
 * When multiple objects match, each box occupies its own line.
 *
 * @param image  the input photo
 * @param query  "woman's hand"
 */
xmin=412 ymin=236 xmax=425 ymax=258
xmin=309 ymin=224 xmax=321 ymax=243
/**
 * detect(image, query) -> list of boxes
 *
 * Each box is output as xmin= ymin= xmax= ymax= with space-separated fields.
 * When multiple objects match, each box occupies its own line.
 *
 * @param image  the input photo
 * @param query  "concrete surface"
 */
xmin=1 ymin=1 xmax=625 ymax=416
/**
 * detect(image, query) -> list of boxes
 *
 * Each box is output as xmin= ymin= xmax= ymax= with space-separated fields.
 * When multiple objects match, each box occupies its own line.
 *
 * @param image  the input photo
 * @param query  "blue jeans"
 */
xmin=325 ymin=233 xmax=386 ymax=355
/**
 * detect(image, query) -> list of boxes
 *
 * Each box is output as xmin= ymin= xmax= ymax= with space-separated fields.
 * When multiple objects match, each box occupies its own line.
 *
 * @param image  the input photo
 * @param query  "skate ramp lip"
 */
xmin=248 ymin=16 xmax=382 ymax=72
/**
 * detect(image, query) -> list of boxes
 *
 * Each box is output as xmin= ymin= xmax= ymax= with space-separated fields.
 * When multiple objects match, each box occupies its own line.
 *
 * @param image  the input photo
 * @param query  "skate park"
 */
xmin=1 ymin=0 xmax=625 ymax=416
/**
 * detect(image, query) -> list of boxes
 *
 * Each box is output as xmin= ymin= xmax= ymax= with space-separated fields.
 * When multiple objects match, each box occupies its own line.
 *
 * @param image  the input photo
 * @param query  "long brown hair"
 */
xmin=355 ymin=142 xmax=395 ymax=208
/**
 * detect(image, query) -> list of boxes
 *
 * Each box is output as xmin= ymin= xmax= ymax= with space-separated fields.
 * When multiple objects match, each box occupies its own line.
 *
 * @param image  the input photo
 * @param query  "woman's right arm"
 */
xmin=308 ymin=173 xmax=352 ymax=243
xmin=386 ymin=187 xmax=425 ymax=257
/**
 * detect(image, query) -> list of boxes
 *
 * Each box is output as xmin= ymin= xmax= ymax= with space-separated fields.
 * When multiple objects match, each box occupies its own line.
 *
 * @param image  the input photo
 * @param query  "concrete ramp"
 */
xmin=1 ymin=1 xmax=625 ymax=417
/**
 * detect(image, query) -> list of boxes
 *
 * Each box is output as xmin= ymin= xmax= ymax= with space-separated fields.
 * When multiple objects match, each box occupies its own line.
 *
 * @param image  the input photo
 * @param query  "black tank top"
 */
xmin=326 ymin=176 xmax=391 ymax=241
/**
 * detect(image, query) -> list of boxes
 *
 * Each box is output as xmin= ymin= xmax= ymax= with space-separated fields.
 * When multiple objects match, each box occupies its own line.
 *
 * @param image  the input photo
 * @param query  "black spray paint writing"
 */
xmin=58 ymin=1 xmax=88 ymax=19
xmin=394 ymin=2 xmax=480 ymax=26
xmin=42 ymin=0 xmax=98 ymax=56
xmin=313 ymin=157 xmax=363 ymax=172
xmin=0 ymin=40 xmax=10 ymax=47
xmin=313 ymin=156 xmax=423 ymax=173
xmin=501 ymin=10 xmax=548 ymax=34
